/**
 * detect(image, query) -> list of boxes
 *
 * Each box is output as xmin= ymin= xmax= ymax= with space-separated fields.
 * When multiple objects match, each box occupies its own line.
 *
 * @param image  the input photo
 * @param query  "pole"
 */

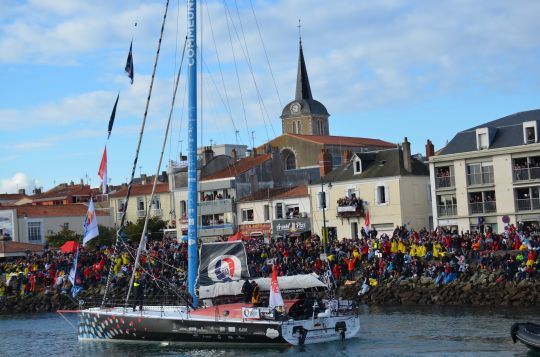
xmin=187 ymin=0 xmax=198 ymax=307
xmin=321 ymin=180 xmax=328 ymax=254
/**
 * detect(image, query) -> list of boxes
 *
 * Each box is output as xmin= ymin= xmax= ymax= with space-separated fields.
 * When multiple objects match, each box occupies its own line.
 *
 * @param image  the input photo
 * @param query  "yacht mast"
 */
xmin=187 ymin=0 xmax=198 ymax=307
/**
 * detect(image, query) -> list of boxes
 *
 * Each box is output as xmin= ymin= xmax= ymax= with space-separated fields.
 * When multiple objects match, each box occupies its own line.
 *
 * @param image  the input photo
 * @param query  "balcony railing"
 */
xmin=513 ymin=167 xmax=540 ymax=182
xmin=437 ymin=204 xmax=457 ymax=217
xmin=199 ymin=198 xmax=234 ymax=207
xmin=515 ymin=198 xmax=540 ymax=211
xmin=467 ymin=172 xmax=494 ymax=186
xmin=435 ymin=175 xmax=455 ymax=189
xmin=137 ymin=210 xmax=146 ymax=218
xmin=116 ymin=212 xmax=123 ymax=220
xmin=152 ymin=208 xmax=162 ymax=216
xmin=468 ymin=201 xmax=497 ymax=214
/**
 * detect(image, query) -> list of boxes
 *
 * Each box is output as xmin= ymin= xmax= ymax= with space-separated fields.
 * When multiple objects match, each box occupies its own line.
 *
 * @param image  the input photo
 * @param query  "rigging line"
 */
xmin=125 ymin=35 xmax=188 ymax=309
xmin=101 ymin=0 xmax=170 ymax=309
xmin=175 ymin=74 xmax=188 ymax=158
xmin=249 ymin=0 xmax=282 ymax=108
xmin=203 ymin=0 xmax=235 ymax=127
xmin=222 ymin=0 xmax=252 ymax=149
xmin=226 ymin=1 xmax=274 ymax=142
xmin=169 ymin=0 xmax=182 ymax=163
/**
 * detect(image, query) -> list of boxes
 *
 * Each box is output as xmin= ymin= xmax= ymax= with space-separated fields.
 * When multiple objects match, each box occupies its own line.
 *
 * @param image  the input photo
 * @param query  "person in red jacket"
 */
xmin=343 ymin=257 xmax=356 ymax=280
xmin=332 ymin=263 xmax=342 ymax=283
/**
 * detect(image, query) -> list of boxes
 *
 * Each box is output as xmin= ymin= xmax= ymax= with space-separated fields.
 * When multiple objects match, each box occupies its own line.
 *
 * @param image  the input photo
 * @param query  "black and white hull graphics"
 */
xmin=281 ymin=315 xmax=360 ymax=345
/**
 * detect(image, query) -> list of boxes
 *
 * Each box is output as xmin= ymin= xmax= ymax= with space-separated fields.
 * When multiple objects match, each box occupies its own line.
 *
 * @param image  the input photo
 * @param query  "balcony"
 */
xmin=435 ymin=175 xmax=455 ymax=189
xmin=437 ymin=204 xmax=457 ymax=217
xmin=467 ymin=172 xmax=494 ymax=186
xmin=152 ymin=208 xmax=162 ymax=216
xmin=515 ymin=198 xmax=540 ymax=211
xmin=336 ymin=197 xmax=364 ymax=218
xmin=513 ymin=167 xmax=540 ymax=182
xmin=137 ymin=210 xmax=146 ymax=218
xmin=468 ymin=201 xmax=497 ymax=214
xmin=116 ymin=212 xmax=123 ymax=221
xmin=199 ymin=198 xmax=234 ymax=215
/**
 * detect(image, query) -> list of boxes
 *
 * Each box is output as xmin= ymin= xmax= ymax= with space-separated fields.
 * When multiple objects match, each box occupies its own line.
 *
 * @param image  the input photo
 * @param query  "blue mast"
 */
xmin=187 ymin=0 xmax=198 ymax=307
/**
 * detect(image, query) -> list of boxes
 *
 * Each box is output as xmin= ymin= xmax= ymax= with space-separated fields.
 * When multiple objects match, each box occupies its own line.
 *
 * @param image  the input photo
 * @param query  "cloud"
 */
xmin=0 ymin=172 xmax=36 ymax=194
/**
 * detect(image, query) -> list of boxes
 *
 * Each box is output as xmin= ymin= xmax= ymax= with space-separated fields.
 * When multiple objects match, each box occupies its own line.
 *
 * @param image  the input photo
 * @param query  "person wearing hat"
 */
xmin=241 ymin=278 xmax=253 ymax=304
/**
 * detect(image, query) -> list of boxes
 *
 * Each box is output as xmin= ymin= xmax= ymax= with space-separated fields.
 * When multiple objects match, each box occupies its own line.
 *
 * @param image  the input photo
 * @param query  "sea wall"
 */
xmin=342 ymin=273 xmax=540 ymax=306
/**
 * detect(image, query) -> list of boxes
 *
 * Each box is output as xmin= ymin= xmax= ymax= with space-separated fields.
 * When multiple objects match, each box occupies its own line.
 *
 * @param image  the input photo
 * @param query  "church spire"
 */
xmin=295 ymin=41 xmax=313 ymax=101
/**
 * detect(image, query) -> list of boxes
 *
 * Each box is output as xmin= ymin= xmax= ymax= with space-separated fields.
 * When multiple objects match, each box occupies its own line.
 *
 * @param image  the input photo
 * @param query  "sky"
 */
xmin=2 ymin=0 xmax=540 ymax=194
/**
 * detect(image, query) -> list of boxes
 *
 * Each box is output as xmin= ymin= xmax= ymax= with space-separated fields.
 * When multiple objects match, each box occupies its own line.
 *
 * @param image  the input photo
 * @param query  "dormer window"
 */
xmin=478 ymin=133 xmax=488 ymax=149
xmin=475 ymin=127 xmax=492 ymax=150
xmin=354 ymin=158 xmax=362 ymax=174
xmin=523 ymin=121 xmax=537 ymax=144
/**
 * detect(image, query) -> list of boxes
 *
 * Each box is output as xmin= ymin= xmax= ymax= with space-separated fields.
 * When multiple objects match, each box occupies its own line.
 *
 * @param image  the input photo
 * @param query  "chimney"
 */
xmin=402 ymin=137 xmax=412 ymax=173
xmin=18 ymin=188 xmax=25 ymax=195
xmin=141 ymin=174 xmax=147 ymax=185
xmin=341 ymin=149 xmax=352 ymax=163
xmin=318 ymin=149 xmax=333 ymax=177
xmin=80 ymin=178 xmax=84 ymax=186
xmin=203 ymin=146 xmax=214 ymax=165
xmin=251 ymin=147 xmax=257 ymax=157
xmin=231 ymin=148 xmax=237 ymax=162
xmin=33 ymin=187 xmax=42 ymax=195
xmin=161 ymin=171 xmax=168 ymax=182
xmin=425 ymin=139 xmax=435 ymax=161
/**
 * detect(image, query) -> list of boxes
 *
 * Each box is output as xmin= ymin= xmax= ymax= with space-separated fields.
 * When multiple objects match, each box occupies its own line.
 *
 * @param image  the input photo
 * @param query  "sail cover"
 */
xmin=198 ymin=241 xmax=250 ymax=286
xmin=198 ymin=273 xmax=327 ymax=299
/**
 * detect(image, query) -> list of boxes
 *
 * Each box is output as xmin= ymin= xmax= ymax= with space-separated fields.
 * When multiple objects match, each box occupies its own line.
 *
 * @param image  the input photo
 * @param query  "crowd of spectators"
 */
xmin=1 ymin=223 xmax=539 ymax=301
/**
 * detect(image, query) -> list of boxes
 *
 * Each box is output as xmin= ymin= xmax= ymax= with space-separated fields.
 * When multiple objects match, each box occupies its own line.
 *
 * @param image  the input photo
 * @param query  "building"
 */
xmin=309 ymin=138 xmax=432 ymax=239
xmin=31 ymin=181 xmax=92 ymax=206
xmin=259 ymin=40 xmax=396 ymax=180
xmin=0 ymin=189 xmax=32 ymax=206
xmin=236 ymin=185 xmax=311 ymax=240
xmin=109 ymin=182 xmax=173 ymax=227
xmin=0 ymin=204 xmax=112 ymax=244
xmin=430 ymin=109 xmax=540 ymax=233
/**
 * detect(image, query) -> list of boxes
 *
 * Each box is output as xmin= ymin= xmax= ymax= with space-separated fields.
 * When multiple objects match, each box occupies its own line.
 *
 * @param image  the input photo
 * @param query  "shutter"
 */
xmin=374 ymin=186 xmax=380 ymax=205
xmin=384 ymin=186 xmax=389 ymax=204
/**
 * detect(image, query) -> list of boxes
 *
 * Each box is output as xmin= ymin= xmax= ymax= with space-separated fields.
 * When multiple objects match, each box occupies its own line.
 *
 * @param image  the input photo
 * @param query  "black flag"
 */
xmin=198 ymin=242 xmax=250 ymax=286
xmin=107 ymin=93 xmax=119 ymax=139
xmin=125 ymin=41 xmax=134 ymax=84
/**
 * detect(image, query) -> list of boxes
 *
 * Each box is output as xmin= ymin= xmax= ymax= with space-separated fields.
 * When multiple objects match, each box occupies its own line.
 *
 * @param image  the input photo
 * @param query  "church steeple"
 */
xmin=281 ymin=38 xmax=330 ymax=136
xmin=295 ymin=42 xmax=313 ymax=101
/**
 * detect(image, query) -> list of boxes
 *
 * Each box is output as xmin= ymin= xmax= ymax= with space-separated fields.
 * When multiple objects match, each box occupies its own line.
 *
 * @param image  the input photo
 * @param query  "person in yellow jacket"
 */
xmin=416 ymin=244 xmax=427 ymax=258
xmin=410 ymin=243 xmax=418 ymax=257
xmin=398 ymin=240 xmax=407 ymax=254
xmin=433 ymin=242 xmax=444 ymax=258
xmin=390 ymin=239 xmax=399 ymax=254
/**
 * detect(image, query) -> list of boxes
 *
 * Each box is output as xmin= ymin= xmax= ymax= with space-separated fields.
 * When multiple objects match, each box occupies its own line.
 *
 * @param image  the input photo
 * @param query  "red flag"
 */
xmin=364 ymin=209 xmax=370 ymax=229
xmin=98 ymin=146 xmax=107 ymax=194
xmin=268 ymin=264 xmax=284 ymax=309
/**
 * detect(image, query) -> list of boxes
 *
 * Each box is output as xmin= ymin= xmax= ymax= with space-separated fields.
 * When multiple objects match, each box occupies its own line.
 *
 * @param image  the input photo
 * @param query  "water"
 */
xmin=0 ymin=305 xmax=538 ymax=356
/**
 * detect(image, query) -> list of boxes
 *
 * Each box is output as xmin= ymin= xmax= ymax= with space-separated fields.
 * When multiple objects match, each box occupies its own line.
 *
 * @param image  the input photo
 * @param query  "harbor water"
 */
xmin=0 ymin=305 xmax=538 ymax=356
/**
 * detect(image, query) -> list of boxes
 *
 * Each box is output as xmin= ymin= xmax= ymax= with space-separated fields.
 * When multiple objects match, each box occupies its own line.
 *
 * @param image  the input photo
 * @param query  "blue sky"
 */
xmin=2 ymin=0 xmax=540 ymax=193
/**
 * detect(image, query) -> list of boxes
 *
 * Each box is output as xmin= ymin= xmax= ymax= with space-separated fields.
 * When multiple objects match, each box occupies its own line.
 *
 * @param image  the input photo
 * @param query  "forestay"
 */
xmin=198 ymin=273 xmax=326 ymax=299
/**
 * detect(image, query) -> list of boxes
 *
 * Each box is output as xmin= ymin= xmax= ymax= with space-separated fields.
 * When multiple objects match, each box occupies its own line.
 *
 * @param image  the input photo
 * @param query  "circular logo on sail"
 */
xmin=208 ymin=255 xmax=242 ymax=282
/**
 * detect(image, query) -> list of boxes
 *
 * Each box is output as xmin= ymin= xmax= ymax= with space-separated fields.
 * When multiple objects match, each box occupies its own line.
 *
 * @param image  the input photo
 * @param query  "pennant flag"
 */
xmin=107 ymin=94 xmax=119 ymax=139
xmin=83 ymin=198 xmax=99 ymax=246
xmin=98 ymin=146 xmax=107 ymax=194
xmin=68 ymin=247 xmax=83 ymax=298
xmin=364 ymin=209 xmax=370 ymax=233
xmin=268 ymin=264 xmax=284 ymax=309
xmin=125 ymin=41 xmax=134 ymax=84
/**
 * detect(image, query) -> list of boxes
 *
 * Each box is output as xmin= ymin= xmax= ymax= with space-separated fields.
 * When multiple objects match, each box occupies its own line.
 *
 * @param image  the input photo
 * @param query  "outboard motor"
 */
xmin=335 ymin=321 xmax=347 ymax=340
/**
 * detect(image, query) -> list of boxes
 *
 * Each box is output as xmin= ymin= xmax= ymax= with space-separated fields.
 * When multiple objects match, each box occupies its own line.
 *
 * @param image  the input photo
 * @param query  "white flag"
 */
xmin=83 ymin=198 xmax=99 ymax=246
xmin=68 ymin=247 xmax=78 ymax=286
xmin=268 ymin=265 xmax=284 ymax=309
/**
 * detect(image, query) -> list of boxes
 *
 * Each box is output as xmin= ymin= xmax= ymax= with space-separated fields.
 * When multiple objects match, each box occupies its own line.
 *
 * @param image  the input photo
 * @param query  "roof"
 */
xmin=440 ymin=109 xmax=540 ymax=155
xmin=202 ymin=154 xmax=271 ymax=181
xmin=0 ymin=204 xmax=110 ymax=218
xmin=238 ymin=185 xmax=308 ymax=202
xmin=32 ymin=184 xmax=91 ymax=202
xmin=318 ymin=148 xmax=429 ymax=183
xmin=281 ymin=42 xmax=329 ymax=118
xmin=109 ymin=183 xmax=170 ymax=198
xmin=285 ymin=133 xmax=396 ymax=148
xmin=0 ymin=241 xmax=43 ymax=257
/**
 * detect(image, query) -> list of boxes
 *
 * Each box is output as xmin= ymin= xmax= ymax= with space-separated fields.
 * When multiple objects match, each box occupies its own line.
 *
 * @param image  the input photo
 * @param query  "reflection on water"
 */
xmin=1 ymin=305 xmax=539 ymax=356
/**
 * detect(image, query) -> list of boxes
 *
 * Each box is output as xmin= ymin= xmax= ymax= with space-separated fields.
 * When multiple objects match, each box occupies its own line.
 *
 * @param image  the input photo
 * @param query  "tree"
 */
xmin=123 ymin=217 xmax=168 ymax=243
xmin=46 ymin=227 xmax=82 ymax=248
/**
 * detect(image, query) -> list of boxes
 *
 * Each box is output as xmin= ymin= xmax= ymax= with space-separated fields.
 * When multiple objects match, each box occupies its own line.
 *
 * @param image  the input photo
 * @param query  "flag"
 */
xmin=107 ymin=94 xmax=119 ymax=139
xmin=83 ymin=198 xmax=99 ymax=246
xmin=198 ymin=242 xmax=250 ymax=286
xmin=364 ymin=209 xmax=370 ymax=234
xmin=125 ymin=41 xmax=134 ymax=84
xmin=68 ymin=247 xmax=83 ymax=298
xmin=98 ymin=146 xmax=107 ymax=194
xmin=268 ymin=264 xmax=284 ymax=309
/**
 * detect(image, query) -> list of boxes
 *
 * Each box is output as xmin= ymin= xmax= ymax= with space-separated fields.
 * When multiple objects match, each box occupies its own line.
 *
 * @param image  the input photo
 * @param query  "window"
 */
xmin=478 ymin=133 xmax=488 ymax=150
xmin=285 ymin=204 xmax=300 ymax=219
xmin=375 ymin=185 xmax=388 ymax=205
xmin=526 ymin=126 xmax=536 ymax=144
xmin=180 ymin=200 xmax=187 ymax=218
xmin=117 ymin=199 xmax=126 ymax=212
xmin=27 ymin=221 xmax=42 ymax=242
xmin=63 ymin=223 xmax=69 ymax=230
xmin=151 ymin=197 xmax=161 ymax=210
xmin=264 ymin=205 xmax=270 ymax=221
xmin=292 ymin=121 xmax=297 ymax=134
xmin=242 ymin=209 xmax=254 ymax=222
xmin=275 ymin=203 xmax=283 ymax=219
xmin=297 ymin=121 xmax=302 ymax=134
xmin=354 ymin=159 xmax=362 ymax=174
xmin=137 ymin=197 xmax=145 ymax=211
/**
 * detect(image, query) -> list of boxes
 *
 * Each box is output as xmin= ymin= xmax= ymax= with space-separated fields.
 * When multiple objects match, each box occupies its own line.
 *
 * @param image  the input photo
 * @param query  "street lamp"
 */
xmin=319 ymin=178 xmax=332 ymax=254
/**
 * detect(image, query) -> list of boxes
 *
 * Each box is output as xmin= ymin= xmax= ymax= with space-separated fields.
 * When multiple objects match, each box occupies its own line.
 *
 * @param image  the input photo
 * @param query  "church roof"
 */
xmin=285 ymin=133 xmax=396 ymax=148
xmin=281 ymin=42 xmax=329 ymax=118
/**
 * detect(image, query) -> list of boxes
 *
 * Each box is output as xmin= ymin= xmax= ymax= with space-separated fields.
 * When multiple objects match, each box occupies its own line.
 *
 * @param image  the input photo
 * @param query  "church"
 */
xmin=259 ymin=40 xmax=396 ymax=179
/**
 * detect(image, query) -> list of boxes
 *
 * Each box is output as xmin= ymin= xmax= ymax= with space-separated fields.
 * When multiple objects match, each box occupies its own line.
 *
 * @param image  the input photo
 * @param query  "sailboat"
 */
xmin=77 ymin=0 xmax=360 ymax=346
